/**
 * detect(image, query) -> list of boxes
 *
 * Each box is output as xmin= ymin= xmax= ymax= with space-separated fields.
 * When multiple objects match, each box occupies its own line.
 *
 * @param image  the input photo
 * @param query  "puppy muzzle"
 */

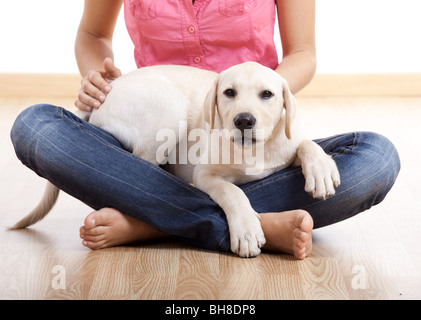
xmin=234 ymin=113 xmax=256 ymax=132
xmin=232 ymin=113 xmax=258 ymax=147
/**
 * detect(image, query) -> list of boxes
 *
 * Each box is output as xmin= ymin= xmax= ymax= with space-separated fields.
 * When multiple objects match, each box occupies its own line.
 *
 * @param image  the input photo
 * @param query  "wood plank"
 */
xmin=1 ymin=73 xmax=421 ymax=100
xmin=132 ymin=242 xmax=180 ymax=299
xmin=298 ymin=73 xmax=421 ymax=97
xmin=0 ymin=73 xmax=81 ymax=100
xmin=174 ymin=247 xmax=219 ymax=299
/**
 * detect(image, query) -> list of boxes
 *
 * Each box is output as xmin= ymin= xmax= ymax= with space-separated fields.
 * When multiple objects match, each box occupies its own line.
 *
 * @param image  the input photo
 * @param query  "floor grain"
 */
xmin=1 ymin=75 xmax=420 ymax=300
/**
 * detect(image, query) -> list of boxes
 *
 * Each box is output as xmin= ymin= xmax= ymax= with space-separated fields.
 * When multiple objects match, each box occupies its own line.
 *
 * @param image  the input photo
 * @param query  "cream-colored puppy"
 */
xmin=11 ymin=62 xmax=340 ymax=259
xmin=183 ymin=62 xmax=340 ymax=257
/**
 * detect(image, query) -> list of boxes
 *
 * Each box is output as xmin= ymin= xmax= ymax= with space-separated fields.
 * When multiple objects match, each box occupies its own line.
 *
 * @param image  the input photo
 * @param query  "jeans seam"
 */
xmin=60 ymin=108 xmax=212 ymax=200
xmin=332 ymin=132 xmax=361 ymax=159
xmin=218 ymin=232 xmax=230 ymax=250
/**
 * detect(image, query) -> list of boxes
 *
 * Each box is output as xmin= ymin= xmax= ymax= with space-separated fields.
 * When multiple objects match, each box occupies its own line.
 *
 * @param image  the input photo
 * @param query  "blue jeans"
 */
xmin=10 ymin=104 xmax=400 ymax=251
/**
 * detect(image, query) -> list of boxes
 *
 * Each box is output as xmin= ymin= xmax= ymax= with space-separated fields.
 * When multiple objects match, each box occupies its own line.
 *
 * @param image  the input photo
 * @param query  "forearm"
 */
xmin=275 ymin=0 xmax=316 ymax=94
xmin=75 ymin=31 xmax=114 ymax=77
xmin=275 ymin=50 xmax=317 ymax=94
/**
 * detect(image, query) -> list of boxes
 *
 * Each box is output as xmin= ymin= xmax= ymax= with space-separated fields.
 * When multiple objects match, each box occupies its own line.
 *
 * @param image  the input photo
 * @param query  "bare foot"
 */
xmin=259 ymin=210 xmax=313 ymax=259
xmin=79 ymin=207 xmax=313 ymax=259
xmin=79 ymin=207 xmax=167 ymax=250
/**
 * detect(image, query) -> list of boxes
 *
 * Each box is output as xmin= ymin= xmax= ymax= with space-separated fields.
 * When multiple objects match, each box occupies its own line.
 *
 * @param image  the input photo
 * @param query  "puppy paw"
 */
xmin=302 ymin=154 xmax=340 ymax=200
xmin=229 ymin=213 xmax=266 ymax=258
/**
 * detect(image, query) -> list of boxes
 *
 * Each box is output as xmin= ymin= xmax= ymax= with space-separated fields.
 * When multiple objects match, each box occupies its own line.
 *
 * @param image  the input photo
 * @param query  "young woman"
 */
xmin=11 ymin=0 xmax=400 ymax=259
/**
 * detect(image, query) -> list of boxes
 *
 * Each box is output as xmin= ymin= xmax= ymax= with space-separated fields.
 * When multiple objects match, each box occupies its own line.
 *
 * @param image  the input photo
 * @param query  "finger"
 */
xmin=78 ymin=89 xmax=101 ymax=109
xmin=82 ymin=80 xmax=106 ymax=103
xmin=74 ymin=99 xmax=93 ymax=112
xmin=88 ymin=70 xmax=112 ymax=94
xmin=103 ymin=57 xmax=122 ymax=80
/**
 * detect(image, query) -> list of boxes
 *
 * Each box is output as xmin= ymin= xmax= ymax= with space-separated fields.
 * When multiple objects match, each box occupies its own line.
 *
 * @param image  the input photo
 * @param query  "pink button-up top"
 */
xmin=124 ymin=0 xmax=279 ymax=73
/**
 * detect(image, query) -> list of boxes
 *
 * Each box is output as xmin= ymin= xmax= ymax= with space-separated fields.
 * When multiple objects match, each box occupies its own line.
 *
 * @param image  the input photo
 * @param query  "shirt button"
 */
xmin=194 ymin=56 xmax=201 ymax=63
xmin=188 ymin=26 xmax=196 ymax=33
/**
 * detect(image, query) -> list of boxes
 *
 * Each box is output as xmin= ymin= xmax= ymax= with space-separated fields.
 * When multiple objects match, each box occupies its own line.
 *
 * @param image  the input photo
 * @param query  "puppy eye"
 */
xmin=261 ymin=90 xmax=274 ymax=99
xmin=223 ymin=88 xmax=237 ymax=98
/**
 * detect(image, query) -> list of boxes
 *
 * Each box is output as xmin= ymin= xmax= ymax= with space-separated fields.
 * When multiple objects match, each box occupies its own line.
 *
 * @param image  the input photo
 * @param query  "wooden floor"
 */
xmin=1 ymin=74 xmax=421 ymax=300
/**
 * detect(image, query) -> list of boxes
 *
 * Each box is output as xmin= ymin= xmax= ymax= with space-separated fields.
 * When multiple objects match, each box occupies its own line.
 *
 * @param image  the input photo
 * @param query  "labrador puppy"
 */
xmin=181 ymin=62 xmax=340 ymax=257
xmin=11 ymin=62 xmax=340 ymax=258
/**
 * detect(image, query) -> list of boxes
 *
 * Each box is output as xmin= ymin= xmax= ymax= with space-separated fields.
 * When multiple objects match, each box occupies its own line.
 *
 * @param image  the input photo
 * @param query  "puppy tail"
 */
xmin=10 ymin=182 xmax=60 ymax=229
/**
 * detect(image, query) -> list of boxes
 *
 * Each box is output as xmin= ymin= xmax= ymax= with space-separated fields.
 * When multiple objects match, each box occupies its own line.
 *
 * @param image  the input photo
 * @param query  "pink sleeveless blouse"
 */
xmin=123 ymin=0 xmax=279 ymax=73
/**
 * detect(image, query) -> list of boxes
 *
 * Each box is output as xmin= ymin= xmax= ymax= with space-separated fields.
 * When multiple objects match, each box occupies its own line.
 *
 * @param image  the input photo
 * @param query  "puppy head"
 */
xmin=210 ymin=62 xmax=296 ymax=146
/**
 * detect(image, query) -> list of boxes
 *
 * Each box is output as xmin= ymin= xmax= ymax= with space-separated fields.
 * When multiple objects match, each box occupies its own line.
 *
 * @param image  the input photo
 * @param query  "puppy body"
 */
xmin=83 ymin=65 xmax=217 ymax=165
xmin=12 ymin=62 xmax=340 ymax=259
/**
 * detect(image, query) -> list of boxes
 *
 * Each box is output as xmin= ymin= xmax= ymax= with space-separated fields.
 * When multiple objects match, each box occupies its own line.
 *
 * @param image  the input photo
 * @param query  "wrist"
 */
xmin=275 ymin=51 xmax=317 ymax=94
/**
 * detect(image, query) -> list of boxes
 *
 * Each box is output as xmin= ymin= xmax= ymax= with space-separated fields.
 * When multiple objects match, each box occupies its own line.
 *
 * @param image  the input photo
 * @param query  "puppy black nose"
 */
xmin=234 ymin=113 xmax=256 ymax=131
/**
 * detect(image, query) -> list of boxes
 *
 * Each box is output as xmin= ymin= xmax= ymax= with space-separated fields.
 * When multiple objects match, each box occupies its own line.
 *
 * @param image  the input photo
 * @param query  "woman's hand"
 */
xmin=75 ymin=57 xmax=122 ymax=112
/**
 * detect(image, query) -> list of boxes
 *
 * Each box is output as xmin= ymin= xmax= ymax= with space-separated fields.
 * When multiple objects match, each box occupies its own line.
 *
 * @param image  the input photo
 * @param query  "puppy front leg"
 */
xmin=194 ymin=171 xmax=266 ymax=257
xmin=296 ymin=140 xmax=341 ymax=199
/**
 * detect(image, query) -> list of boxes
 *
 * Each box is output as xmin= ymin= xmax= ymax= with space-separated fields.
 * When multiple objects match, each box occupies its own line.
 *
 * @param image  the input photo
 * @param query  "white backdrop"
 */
xmin=1 ymin=0 xmax=420 ymax=74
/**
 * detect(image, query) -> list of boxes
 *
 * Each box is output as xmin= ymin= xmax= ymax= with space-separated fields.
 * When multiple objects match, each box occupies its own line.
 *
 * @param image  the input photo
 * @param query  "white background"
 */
xmin=0 ymin=0 xmax=420 ymax=74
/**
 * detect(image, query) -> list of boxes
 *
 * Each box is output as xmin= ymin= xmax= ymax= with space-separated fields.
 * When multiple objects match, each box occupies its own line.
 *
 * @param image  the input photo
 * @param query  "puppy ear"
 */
xmin=203 ymin=76 xmax=219 ymax=131
xmin=282 ymin=80 xmax=296 ymax=140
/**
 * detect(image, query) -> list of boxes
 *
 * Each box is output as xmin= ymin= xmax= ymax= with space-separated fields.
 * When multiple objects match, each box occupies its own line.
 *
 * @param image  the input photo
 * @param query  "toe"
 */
xmin=298 ymin=211 xmax=314 ymax=233
xmin=79 ymin=226 xmax=86 ymax=238
xmin=293 ymin=229 xmax=305 ymax=243
xmin=84 ymin=213 xmax=97 ymax=230
xmin=294 ymin=246 xmax=307 ymax=260
xmin=293 ymin=233 xmax=305 ymax=248
xmin=81 ymin=232 xmax=105 ymax=243
xmin=84 ymin=208 xmax=116 ymax=230
xmin=84 ymin=225 xmax=107 ymax=237
xmin=82 ymin=239 xmax=107 ymax=250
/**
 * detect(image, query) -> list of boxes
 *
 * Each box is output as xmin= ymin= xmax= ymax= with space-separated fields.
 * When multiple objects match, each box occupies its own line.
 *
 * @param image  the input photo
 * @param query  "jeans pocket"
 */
xmin=128 ymin=0 xmax=157 ymax=20
xmin=218 ymin=0 xmax=256 ymax=16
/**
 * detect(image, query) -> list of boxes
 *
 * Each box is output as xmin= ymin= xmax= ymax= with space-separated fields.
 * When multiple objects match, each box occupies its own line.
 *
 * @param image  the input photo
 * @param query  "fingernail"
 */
xmin=105 ymin=85 xmax=111 ymax=92
xmin=99 ymin=94 xmax=105 ymax=102
xmin=91 ymin=218 xmax=96 ymax=227
xmin=94 ymin=101 xmax=100 ymax=108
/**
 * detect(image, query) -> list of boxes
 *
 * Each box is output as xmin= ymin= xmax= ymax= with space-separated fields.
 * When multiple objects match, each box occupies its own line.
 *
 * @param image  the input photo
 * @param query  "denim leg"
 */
xmin=241 ymin=132 xmax=401 ymax=229
xmin=11 ymin=104 xmax=230 ymax=251
xmin=11 ymin=104 xmax=401 ymax=252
